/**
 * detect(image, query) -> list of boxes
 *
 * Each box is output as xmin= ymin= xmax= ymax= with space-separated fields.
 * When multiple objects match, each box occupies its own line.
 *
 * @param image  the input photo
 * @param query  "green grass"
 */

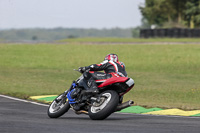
xmin=0 ymin=43 xmax=200 ymax=110
xmin=58 ymin=37 xmax=200 ymax=43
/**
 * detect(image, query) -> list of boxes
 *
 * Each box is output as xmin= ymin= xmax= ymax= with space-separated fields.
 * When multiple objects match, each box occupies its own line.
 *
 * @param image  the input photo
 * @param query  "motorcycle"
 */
xmin=47 ymin=69 xmax=135 ymax=120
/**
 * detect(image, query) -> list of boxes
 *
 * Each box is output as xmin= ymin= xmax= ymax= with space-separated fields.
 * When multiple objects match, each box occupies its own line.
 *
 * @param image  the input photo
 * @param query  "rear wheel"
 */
xmin=47 ymin=93 xmax=70 ymax=118
xmin=88 ymin=90 xmax=119 ymax=120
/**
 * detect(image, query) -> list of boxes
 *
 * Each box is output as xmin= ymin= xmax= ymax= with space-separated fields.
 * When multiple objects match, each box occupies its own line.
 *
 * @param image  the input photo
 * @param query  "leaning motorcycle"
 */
xmin=47 ymin=69 xmax=134 ymax=120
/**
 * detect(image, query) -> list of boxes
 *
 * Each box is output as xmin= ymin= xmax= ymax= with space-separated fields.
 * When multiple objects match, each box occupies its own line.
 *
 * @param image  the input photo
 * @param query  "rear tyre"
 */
xmin=88 ymin=90 xmax=119 ymax=120
xmin=47 ymin=93 xmax=70 ymax=118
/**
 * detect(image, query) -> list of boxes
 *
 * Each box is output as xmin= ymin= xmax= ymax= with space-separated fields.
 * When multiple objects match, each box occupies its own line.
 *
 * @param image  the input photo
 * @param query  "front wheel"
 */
xmin=88 ymin=90 xmax=119 ymax=120
xmin=47 ymin=93 xmax=70 ymax=118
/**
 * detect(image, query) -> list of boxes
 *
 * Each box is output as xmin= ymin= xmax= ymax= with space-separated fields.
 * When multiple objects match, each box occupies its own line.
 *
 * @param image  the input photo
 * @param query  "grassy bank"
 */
xmin=0 ymin=43 xmax=200 ymax=109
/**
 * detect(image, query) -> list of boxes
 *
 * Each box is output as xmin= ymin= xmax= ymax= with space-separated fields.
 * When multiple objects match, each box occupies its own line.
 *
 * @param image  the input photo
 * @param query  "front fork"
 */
xmin=55 ymin=81 xmax=76 ymax=103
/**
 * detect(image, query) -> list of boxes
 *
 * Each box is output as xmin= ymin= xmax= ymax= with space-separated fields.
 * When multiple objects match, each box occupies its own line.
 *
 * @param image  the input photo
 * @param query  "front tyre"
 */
xmin=47 ymin=93 xmax=70 ymax=118
xmin=88 ymin=90 xmax=119 ymax=120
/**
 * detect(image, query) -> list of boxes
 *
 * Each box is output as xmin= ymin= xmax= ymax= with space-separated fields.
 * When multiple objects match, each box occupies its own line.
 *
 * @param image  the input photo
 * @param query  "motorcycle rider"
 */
xmin=79 ymin=53 xmax=127 ymax=94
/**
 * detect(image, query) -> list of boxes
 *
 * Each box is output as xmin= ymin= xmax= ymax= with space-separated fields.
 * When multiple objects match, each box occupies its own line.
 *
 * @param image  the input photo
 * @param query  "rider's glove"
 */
xmin=78 ymin=67 xmax=86 ymax=73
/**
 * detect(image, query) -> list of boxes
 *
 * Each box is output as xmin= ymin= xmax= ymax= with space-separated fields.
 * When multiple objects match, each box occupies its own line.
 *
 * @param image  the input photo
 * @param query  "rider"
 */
xmin=79 ymin=53 xmax=127 ymax=94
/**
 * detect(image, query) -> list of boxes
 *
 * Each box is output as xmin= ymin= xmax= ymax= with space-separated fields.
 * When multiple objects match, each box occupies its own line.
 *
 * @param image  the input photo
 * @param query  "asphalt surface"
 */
xmin=0 ymin=95 xmax=200 ymax=133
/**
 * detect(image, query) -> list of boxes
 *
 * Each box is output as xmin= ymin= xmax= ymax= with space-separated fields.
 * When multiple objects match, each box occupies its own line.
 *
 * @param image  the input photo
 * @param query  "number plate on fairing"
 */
xmin=126 ymin=78 xmax=134 ymax=87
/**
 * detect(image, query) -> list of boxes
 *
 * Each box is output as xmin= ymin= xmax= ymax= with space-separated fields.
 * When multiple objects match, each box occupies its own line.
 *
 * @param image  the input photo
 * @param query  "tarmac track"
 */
xmin=0 ymin=95 xmax=200 ymax=133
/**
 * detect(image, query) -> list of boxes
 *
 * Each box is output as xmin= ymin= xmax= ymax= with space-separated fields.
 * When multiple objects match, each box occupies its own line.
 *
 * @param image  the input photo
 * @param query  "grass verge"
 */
xmin=0 ymin=43 xmax=200 ymax=110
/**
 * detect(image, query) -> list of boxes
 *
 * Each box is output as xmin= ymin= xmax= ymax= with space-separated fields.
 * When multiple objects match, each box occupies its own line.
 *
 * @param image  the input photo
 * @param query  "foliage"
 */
xmin=140 ymin=0 xmax=200 ymax=28
xmin=139 ymin=0 xmax=169 ymax=27
xmin=185 ymin=0 xmax=200 ymax=28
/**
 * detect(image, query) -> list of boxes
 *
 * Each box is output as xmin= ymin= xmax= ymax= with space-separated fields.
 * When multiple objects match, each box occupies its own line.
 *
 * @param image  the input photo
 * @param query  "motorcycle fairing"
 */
xmin=97 ymin=77 xmax=129 ymax=88
xmin=119 ymin=78 xmax=134 ymax=96
xmin=97 ymin=77 xmax=135 ymax=95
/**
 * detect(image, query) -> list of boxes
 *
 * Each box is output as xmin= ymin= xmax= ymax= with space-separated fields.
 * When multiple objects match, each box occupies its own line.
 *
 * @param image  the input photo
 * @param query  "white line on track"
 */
xmin=1 ymin=94 xmax=200 ymax=119
xmin=0 ymin=94 xmax=48 ymax=107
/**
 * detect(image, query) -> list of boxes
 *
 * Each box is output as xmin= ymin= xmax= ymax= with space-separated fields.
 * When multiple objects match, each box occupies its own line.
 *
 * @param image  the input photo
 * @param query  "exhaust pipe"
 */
xmin=75 ymin=110 xmax=88 ymax=115
xmin=115 ymin=100 xmax=134 ymax=111
xmin=75 ymin=100 xmax=134 ymax=114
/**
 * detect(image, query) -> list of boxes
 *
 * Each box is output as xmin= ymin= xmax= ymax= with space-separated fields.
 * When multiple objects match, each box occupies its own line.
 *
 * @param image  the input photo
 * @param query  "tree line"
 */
xmin=0 ymin=28 xmax=137 ymax=41
xmin=140 ymin=0 xmax=200 ymax=28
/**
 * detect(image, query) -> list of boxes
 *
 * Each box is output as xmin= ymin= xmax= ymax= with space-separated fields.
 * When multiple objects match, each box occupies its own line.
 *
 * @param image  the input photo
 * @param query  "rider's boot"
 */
xmin=85 ymin=78 xmax=99 ymax=94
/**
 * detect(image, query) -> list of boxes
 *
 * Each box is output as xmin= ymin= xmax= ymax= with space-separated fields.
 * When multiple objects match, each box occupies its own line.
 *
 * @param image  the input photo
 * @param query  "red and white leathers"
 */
xmin=85 ymin=60 xmax=127 ymax=82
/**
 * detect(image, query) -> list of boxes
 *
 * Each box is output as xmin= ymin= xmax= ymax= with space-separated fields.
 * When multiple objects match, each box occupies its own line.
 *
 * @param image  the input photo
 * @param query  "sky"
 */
xmin=0 ymin=0 xmax=145 ymax=29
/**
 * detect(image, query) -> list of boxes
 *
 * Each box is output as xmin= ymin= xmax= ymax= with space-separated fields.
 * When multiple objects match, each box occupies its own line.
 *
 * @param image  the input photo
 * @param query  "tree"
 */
xmin=139 ymin=0 xmax=168 ymax=27
xmin=139 ymin=0 xmax=196 ymax=28
xmin=185 ymin=0 xmax=200 ymax=28
xmin=32 ymin=35 xmax=38 ymax=40
xmin=139 ymin=0 xmax=183 ymax=27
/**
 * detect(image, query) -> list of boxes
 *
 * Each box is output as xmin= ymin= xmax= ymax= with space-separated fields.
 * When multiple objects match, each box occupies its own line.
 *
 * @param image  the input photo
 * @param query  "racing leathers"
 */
xmin=80 ymin=60 xmax=127 ymax=94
